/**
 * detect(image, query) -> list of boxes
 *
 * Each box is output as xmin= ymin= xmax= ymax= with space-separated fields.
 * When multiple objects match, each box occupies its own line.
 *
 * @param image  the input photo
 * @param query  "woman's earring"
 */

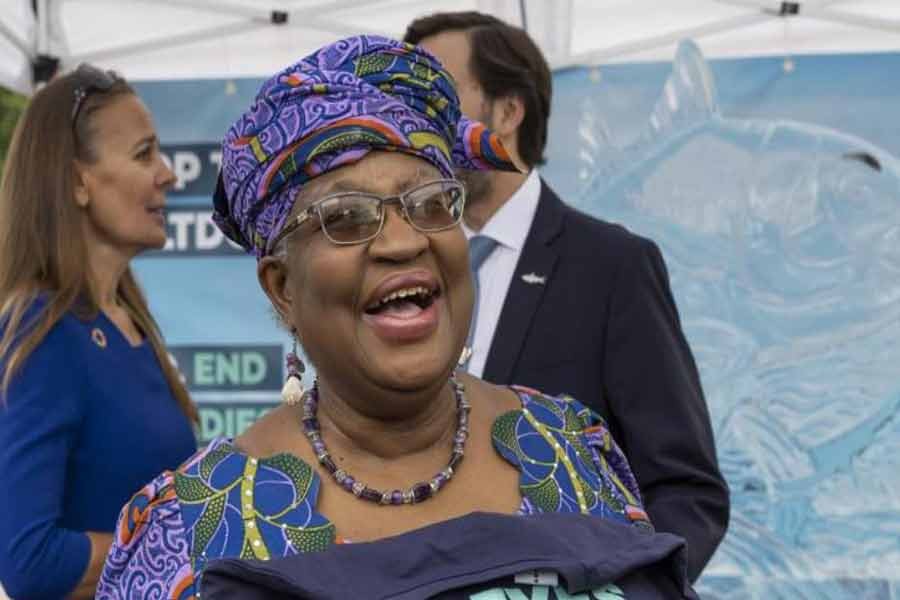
xmin=282 ymin=334 xmax=306 ymax=406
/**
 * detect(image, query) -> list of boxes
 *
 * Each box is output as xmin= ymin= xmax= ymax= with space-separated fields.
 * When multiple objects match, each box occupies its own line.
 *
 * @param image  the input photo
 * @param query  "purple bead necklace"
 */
xmin=301 ymin=375 xmax=471 ymax=505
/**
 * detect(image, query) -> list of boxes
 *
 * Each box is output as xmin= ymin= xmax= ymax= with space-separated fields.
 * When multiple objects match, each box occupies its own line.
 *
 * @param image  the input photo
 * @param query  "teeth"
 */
xmin=371 ymin=286 xmax=433 ymax=308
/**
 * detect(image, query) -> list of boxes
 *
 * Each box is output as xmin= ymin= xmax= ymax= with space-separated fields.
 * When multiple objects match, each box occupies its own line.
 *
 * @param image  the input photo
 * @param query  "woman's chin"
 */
xmin=149 ymin=227 xmax=169 ymax=249
xmin=368 ymin=350 xmax=457 ymax=392
xmin=122 ymin=229 xmax=168 ymax=255
xmin=357 ymin=315 xmax=460 ymax=385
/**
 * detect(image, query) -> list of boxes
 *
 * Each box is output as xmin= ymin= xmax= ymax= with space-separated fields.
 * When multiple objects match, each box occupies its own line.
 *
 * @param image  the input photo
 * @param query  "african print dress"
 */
xmin=96 ymin=387 xmax=651 ymax=599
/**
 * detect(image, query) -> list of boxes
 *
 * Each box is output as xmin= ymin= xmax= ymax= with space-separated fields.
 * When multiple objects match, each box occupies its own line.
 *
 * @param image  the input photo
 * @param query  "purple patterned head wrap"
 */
xmin=213 ymin=35 xmax=518 ymax=257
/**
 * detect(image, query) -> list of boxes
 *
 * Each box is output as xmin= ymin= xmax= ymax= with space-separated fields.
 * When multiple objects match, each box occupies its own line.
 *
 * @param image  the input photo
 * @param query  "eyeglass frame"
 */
xmin=71 ymin=64 xmax=121 ymax=124
xmin=268 ymin=178 xmax=467 ymax=253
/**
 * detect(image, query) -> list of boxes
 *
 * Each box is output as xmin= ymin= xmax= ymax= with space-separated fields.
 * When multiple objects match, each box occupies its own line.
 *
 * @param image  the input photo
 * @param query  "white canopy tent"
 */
xmin=2 ymin=0 xmax=900 ymax=94
xmin=2 ymin=5 xmax=900 ymax=600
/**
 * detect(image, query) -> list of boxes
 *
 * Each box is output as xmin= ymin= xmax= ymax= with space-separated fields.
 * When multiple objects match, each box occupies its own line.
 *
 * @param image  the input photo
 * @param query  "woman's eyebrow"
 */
xmin=325 ymin=180 xmax=363 ymax=193
xmin=130 ymin=134 xmax=158 ymax=153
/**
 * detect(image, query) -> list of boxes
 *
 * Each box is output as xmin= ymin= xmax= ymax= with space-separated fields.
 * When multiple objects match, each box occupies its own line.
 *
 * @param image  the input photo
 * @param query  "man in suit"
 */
xmin=404 ymin=12 xmax=729 ymax=581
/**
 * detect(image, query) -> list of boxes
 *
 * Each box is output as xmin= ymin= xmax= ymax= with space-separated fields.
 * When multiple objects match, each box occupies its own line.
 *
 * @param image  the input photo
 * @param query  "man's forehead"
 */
xmin=419 ymin=31 xmax=473 ymax=82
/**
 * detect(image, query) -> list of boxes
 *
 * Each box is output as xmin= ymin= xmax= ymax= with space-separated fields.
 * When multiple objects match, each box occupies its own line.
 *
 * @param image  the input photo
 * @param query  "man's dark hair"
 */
xmin=404 ymin=11 xmax=551 ymax=168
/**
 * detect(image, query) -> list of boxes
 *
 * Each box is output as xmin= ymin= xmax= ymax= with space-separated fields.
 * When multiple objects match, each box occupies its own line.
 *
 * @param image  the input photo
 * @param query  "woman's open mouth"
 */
xmin=362 ymin=285 xmax=442 ymax=343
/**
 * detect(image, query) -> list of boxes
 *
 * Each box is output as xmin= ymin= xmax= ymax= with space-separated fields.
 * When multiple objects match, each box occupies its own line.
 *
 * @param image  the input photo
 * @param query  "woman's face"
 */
xmin=75 ymin=94 xmax=174 ymax=256
xmin=264 ymin=152 xmax=473 ymax=403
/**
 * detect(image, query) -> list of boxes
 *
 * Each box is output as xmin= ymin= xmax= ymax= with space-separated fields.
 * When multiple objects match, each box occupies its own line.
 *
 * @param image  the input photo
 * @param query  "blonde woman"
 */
xmin=0 ymin=64 xmax=197 ymax=599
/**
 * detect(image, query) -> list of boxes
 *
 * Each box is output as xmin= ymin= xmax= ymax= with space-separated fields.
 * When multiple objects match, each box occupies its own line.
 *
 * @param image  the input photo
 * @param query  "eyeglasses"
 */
xmin=270 ymin=179 xmax=466 ymax=251
xmin=71 ymin=63 xmax=120 ymax=124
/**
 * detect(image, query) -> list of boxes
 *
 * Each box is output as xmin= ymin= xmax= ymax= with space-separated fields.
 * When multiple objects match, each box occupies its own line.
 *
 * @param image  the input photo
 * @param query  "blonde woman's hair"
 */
xmin=0 ymin=68 xmax=197 ymax=422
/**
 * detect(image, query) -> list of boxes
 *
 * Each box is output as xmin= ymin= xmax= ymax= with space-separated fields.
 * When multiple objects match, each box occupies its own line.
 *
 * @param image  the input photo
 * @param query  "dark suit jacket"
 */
xmin=482 ymin=180 xmax=729 ymax=581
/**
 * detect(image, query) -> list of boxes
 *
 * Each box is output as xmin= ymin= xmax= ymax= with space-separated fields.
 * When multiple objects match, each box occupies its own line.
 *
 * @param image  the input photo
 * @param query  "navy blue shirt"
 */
xmin=201 ymin=512 xmax=697 ymax=599
xmin=0 ymin=300 xmax=196 ymax=599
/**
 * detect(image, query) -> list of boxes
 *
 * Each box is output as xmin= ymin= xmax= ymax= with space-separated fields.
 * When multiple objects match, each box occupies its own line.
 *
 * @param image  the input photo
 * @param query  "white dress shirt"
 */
xmin=463 ymin=169 xmax=541 ymax=378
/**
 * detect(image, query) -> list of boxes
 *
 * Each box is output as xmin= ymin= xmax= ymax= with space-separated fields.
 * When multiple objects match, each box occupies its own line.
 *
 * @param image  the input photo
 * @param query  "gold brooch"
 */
xmin=91 ymin=328 xmax=107 ymax=348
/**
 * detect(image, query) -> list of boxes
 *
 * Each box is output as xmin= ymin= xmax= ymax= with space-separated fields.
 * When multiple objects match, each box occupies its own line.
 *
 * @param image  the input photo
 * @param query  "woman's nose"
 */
xmin=368 ymin=205 xmax=428 ymax=260
xmin=156 ymin=157 xmax=177 ymax=189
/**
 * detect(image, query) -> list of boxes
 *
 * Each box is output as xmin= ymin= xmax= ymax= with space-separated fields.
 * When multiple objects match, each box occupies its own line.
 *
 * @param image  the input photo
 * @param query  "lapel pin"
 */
xmin=91 ymin=327 xmax=107 ymax=349
xmin=521 ymin=272 xmax=547 ymax=286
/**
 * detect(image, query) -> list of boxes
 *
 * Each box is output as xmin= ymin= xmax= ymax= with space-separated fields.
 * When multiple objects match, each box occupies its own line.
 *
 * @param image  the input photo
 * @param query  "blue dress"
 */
xmin=0 ymin=299 xmax=197 ymax=599
xmin=97 ymin=387 xmax=655 ymax=598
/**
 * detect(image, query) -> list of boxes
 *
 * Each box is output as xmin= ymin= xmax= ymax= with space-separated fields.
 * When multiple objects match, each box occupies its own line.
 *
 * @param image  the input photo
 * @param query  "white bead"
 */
xmin=282 ymin=376 xmax=305 ymax=406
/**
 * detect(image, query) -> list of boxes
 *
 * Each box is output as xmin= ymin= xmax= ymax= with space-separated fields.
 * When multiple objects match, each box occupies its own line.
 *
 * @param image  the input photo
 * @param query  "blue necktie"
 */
xmin=461 ymin=235 xmax=498 ymax=371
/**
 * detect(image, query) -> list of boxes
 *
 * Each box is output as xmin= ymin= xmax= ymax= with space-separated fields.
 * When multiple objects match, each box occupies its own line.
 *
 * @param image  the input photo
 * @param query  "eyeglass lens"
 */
xmin=317 ymin=181 xmax=464 ymax=243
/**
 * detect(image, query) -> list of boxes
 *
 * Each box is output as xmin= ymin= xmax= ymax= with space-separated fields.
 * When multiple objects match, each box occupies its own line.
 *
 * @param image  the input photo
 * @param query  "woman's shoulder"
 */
xmin=172 ymin=435 xmax=334 ymax=552
xmin=99 ymin=436 xmax=337 ymax=596
xmin=509 ymin=385 xmax=609 ymax=429
xmin=98 ymin=466 xmax=194 ymax=598
xmin=466 ymin=375 xmax=606 ymax=430
xmin=2 ymin=293 xmax=95 ymax=347
xmin=0 ymin=295 xmax=98 ymax=405
xmin=491 ymin=384 xmax=616 ymax=458
xmin=488 ymin=383 xmax=651 ymax=527
xmin=104 ymin=439 xmax=240 ymax=552
xmin=234 ymin=403 xmax=308 ymax=459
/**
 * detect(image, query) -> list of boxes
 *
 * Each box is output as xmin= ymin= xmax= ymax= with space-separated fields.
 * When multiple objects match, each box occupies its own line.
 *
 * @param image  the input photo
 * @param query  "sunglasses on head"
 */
xmin=71 ymin=63 xmax=121 ymax=124
xmin=269 ymin=178 xmax=467 ymax=253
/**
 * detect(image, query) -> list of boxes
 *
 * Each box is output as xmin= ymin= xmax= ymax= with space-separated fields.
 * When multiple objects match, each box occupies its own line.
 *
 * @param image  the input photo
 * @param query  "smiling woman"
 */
xmin=97 ymin=36 xmax=696 ymax=600
xmin=0 ymin=65 xmax=197 ymax=599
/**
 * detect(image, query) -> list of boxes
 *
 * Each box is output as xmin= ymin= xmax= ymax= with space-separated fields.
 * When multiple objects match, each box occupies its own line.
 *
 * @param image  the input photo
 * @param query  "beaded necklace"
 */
xmin=301 ymin=375 xmax=471 ymax=505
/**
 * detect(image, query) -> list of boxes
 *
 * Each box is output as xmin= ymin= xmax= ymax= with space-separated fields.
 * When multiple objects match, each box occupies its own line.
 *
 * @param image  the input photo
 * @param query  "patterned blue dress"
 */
xmin=97 ymin=387 xmax=650 ymax=599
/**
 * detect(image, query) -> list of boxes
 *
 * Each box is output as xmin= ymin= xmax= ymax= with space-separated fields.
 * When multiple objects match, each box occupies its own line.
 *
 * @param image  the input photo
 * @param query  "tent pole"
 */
xmin=71 ymin=0 xmax=391 ymax=65
xmin=556 ymin=12 xmax=773 ymax=69
xmin=149 ymin=0 xmax=276 ymax=22
xmin=286 ymin=0 xmax=390 ymax=20
xmin=71 ymin=20 xmax=270 ymax=63
xmin=806 ymin=9 xmax=900 ymax=35
xmin=298 ymin=17 xmax=393 ymax=39
xmin=35 ymin=0 xmax=49 ymax=55
xmin=716 ymin=0 xmax=846 ymax=12
xmin=0 ymin=16 xmax=34 ymax=61
xmin=716 ymin=1 xmax=900 ymax=39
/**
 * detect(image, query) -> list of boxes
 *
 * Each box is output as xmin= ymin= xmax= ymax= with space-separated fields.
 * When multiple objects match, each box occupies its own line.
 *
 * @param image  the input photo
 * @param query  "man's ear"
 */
xmin=72 ymin=161 xmax=90 ymax=208
xmin=258 ymin=256 xmax=293 ymax=326
xmin=492 ymin=94 xmax=525 ymax=140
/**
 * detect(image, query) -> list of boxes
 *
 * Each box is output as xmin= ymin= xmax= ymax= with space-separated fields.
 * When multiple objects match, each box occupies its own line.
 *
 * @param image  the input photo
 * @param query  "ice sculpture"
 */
xmin=576 ymin=40 xmax=900 ymax=599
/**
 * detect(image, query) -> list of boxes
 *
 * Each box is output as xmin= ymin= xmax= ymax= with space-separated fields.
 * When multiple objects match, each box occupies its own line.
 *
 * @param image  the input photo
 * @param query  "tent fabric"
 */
xmin=0 ymin=0 xmax=34 ymax=94
xmin=2 ymin=0 xmax=900 ymax=92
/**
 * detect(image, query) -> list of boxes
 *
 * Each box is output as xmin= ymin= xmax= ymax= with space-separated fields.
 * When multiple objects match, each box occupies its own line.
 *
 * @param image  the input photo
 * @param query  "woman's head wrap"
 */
xmin=213 ymin=35 xmax=518 ymax=256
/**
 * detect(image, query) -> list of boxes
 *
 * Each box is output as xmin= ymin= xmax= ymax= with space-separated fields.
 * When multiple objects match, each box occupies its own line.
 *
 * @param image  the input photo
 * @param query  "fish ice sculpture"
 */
xmin=574 ymin=40 xmax=900 ymax=597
